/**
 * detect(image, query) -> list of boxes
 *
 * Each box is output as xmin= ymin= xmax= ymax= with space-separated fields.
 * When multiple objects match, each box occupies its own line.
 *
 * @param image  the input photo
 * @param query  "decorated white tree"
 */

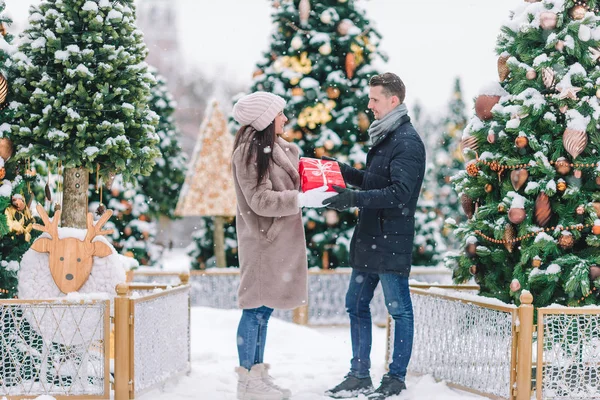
xmin=176 ymin=100 xmax=237 ymax=268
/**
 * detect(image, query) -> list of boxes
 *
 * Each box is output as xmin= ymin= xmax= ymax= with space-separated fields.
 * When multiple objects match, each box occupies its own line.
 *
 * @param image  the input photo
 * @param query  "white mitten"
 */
xmin=297 ymin=186 xmax=336 ymax=208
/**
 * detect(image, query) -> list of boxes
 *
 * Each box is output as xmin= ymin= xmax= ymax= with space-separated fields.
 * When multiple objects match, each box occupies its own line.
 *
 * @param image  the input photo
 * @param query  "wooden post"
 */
xmin=114 ymin=283 xmax=131 ymax=400
xmin=61 ymin=167 xmax=89 ymax=228
xmin=292 ymin=304 xmax=309 ymax=325
xmin=516 ymin=291 xmax=534 ymax=400
xmin=213 ymin=216 xmax=226 ymax=268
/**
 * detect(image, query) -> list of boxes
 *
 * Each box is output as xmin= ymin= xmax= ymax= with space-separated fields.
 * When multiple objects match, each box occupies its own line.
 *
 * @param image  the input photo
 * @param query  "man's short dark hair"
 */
xmin=369 ymin=73 xmax=406 ymax=104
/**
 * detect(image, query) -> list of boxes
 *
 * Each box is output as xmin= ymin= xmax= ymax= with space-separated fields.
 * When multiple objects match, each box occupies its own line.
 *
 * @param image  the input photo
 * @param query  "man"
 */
xmin=323 ymin=73 xmax=426 ymax=399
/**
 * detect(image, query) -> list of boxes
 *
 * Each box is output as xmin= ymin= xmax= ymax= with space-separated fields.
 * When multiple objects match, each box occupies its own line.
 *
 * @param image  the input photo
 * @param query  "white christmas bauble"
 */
xmin=319 ymin=43 xmax=332 ymax=55
xmin=320 ymin=11 xmax=332 ymax=24
xmin=291 ymin=36 xmax=303 ymax=50
xmin=337 ymin=19 xmax=353 ymax=36
xmin=579 ymin=24 xmax=592 ymax=42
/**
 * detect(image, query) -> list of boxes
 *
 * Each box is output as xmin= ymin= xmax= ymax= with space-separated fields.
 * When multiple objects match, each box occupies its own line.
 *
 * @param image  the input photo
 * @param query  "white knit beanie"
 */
xmin=232 ymin=91 xmax=286 ymax=131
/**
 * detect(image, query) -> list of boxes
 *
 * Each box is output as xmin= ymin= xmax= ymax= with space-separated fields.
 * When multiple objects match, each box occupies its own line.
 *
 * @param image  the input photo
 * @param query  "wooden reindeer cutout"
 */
xmin=31 ymin=204 xmax=114 ymax=294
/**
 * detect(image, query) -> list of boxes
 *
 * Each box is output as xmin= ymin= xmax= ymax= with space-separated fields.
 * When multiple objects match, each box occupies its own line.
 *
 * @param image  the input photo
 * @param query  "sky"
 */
xmin=4 ymin=0 xmax=523 ymax=114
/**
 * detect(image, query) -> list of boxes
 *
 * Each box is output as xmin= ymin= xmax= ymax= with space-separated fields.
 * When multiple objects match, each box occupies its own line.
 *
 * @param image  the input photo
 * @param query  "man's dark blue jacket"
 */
xmin=342 ymin=114 xmax=426 ymax=276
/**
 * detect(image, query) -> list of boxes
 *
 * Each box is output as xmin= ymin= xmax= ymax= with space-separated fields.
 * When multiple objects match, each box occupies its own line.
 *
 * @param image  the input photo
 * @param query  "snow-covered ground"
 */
xmin=141 ymin=307 xmax=483 ymax=400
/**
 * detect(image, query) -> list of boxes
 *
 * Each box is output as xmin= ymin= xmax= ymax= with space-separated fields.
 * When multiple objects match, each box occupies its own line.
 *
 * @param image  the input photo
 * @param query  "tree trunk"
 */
xmin=213 ymin=216 xmax=226 ymax=268
xmin=61 ymin=167 xmax=89 ymax=229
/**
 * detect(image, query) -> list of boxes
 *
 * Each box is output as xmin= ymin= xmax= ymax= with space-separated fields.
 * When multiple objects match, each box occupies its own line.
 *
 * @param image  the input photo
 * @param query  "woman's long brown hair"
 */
xmin=233 ymin=121 xmax=276 ymax=189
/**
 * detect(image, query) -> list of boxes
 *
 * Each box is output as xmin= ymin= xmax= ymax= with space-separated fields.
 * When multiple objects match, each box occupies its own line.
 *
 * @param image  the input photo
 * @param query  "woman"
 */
xmin=231 ymin=91 xmax=332 ymax=400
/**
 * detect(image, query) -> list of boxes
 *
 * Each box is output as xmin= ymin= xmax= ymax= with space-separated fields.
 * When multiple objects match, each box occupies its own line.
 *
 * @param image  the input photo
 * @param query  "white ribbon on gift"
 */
xmin=302 ymin=159 xmax=342 ymax=187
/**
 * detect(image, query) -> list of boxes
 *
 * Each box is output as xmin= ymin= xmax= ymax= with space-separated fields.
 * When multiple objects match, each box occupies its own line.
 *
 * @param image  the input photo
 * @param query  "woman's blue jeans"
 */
xmin=346 ymin=270 xmax=414 ymax=380
xmin=237 ymin=306 xmax=274 ymax=370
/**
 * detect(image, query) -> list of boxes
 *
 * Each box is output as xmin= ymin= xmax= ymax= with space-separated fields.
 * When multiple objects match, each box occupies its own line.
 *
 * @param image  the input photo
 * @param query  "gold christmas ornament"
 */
xmin=540 ymin=11 xmax=558 ymax=30
xmin=326 ymin=86 xmax=341 ymax=99
xmin=504 ymin=224 xmax=516 ymax=253
xmin=485 ymin=184 xmax=493 ymax=193
xmin=535 ymin=192 xmax=551 ymax=227
xmin=542 ymin=67 xmax=555 ymax=88
xmin=555 ymin=157 xmax=571 ymax=175
xmin=563 ymin=128 xmax=588 ymax=160
xmin=0 ymin=137 xmax=13 ymax=160
xmin=298 ymin=0 xmax=310 ymax=26
xmin=515 ymin=136 xmax=529 ymax=149
xmin=345 ymin=52 xmax=356 ymax=79
xmin=557 ymin=180 xmax=567 ymax=192
xmin=461 ymin=193 xmax=475 ymax=219
xmin=466 ymin=160 xmax=479 ymax=177
xmin=576 ymin=205 xmax=585 ymax=215
xmin=508 ymin=207 xmax=526 ymax=224
xmin=498 ymin=203 xmax=506 ymax=213
xmin=558 ymin=232 xmax=574 ymax=249
xmin=0 ymin=167 xmax=5 ymax=179
xmin=593 ymin=223 xmax=600 ymax=235
xmin=498 ymin=55 xmax=510 ymax=81
xmin=532 ymin=258 xmax=542 ymax=268
xmin=291 ymin=87 xmax=304 ymax=96
xmin=526 ymin=69 xmax=537 ymax=80
xmin=510 ymin=169 xmax=529 ymax=191
xmin=570 ymin=5 xmax=587 ymax=20
xmin=0 ymin=22 xmax=6 ymax=36
xmin=590 ymin=265 xmax=600 ymax=281
xmin=357 ymin=111 xmax=370 ymax=132
xmin=469 ymin=265 xmax=477 ymax=275
xmin=475 ymin=95 xmax=500 ymax=120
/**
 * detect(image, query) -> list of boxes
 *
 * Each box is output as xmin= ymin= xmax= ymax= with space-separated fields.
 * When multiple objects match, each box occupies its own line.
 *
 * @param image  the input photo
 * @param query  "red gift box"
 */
xmin=298 ymin=157 xmax=346 ymax=193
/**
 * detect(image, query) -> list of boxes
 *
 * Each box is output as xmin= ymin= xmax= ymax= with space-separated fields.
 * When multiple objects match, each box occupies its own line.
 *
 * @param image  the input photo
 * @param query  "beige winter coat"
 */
xmin=232 ymin=135 xmax=308 ymax=310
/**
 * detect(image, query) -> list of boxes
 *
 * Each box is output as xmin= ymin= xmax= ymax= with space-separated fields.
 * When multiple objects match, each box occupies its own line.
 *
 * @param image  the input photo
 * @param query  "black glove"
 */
xmin=321 ymin=156 xmax=351 ymax=176
xmin=323 ymin=185 xmax=358 ymax=211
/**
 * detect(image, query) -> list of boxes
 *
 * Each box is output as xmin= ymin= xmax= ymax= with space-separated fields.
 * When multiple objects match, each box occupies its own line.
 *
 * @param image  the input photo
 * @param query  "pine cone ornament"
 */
xmin=535 ymin=192 xmax=551 ymax=227
xmin=461 ymin=193 xmax=475 ymax=219
xmin=563 ymin=128 xmax=588 ymax=160
xmin=504 ymin=223 xmax=517 ymax=253
xmin=542 ymin=67 xmax=555 ymax=88
xmin=466 ymin=160 xmax=479 ymax=177
xmin=498 ymin=56 xmax=510 ymax=81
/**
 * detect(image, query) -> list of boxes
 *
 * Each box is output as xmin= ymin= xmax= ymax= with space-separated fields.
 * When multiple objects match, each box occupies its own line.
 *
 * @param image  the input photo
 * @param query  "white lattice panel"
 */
xmin=133 ymin=288 xmax=191 ymax=394
xmin=388 ymin=291 xmax=515 ymax=398
xmin=0 ymin=301 xmax=109 ymax=398
xmin=538 ymin=312 xmax=600 ymax=399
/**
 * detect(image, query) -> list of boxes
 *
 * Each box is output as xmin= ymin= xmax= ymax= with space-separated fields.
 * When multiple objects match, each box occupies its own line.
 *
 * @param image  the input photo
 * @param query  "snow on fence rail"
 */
xmin=536 ymin=307 xmax=600 ymax=400
xmin=0 ymin=299 xmax=110 ymax=399
xmin=131 ymin=267 xmax=452 ymax=326
xmin=114 ymin=278 xmax=191 ymax=400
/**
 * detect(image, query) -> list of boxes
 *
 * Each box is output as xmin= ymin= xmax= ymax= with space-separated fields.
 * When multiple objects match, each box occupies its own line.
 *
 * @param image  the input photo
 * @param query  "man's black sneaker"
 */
xmin=367 ymin=374 xmax=406 ymax=399
xmin=325 ymin=375 xmax=374 ymax=398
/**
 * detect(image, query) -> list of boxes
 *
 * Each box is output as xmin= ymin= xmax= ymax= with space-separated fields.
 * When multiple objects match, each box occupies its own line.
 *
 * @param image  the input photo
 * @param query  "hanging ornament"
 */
xmin=461 ymin=193 xmax=475 ymax=219
xmin=508 ymin=207 xmax=526 ymax=224
xmin=510 ymin=279 xmax=521 ymax=292
xmin=597 ymin=176 xmax=600 ymax=186
xmin=466 ymin=160 xmax=479 ymax=177
xmin=0 ymin=137 xmax=13 ymax=160
xmin=596 ymin=88 xmax=600 ymax=98
xmin=574 ymin=169 xmax=582 ymax=179
xmin=555 ymin=157 xmax=571 ymax=175
xmin=487 ymin=132 xmax=497 ymax=143
xmin=253 ymin=69 xmax=264 ymax=78
xmin=96 ymin=203 xmax=106 ymax=216
xmin=558 ymin=86 xmax=582 ymax=100
xmin=475 ymin=95 xmax=500 ymax=120
xmin=526 ymin=69 xmax=537 ymax=80
xmin=570 ymin=5 xmax=587 ymax=20
xmin=593 ymin=202 xmax=600 ymax=218
xmin=319 ymin=43 xmax=332 ymax=55
xmin=337 ymin=19 xmax=354 ymax=35
xmin=498 ymin=203 xmax=506 ymax=213
xmin=540 ymin=11 xmax=558 ymax=30
xmin=291 ymin=36 xmax=303 ymax=50
xmin=5 ymin=194 xmax=35 ymax=242
xmin=535 ymin=192 xmax=551 ymax=227
xmin=320 ymin=10 xmax=332 ymax=24
xmin=291 ymin=87 xmax=304 ymax=96
xmin=0 ymin=74 xmax=7 ymax=110
xmin=504 ymin=224 xmax=517 ymax=253
xmin=590 ymin=47 xmax=600 ymax=63
xmin=515 ymin=136 xmax=529 ymax=149
xmin=557 ymin=179 xmax=567 ymax=192
xmin=326 ymin=86 xmax=341 ymax=99
xmin=510 ymin=169 xmax=529 ymax=191
xmin=466 ymin=242 xmax=478 ymax=256
xmin=345 ymin=52 xmax=356 ymax=79
xmin=593 ymin=220 xmax=600 ymax=235
xmin=576 ymin=205 xmax=586 ymax=215
xmin=558 ymin=231 xmax=574 ymax=249
xmin=485 ymin=184 xmax=493 ymax=193
xmin=460 ymin=135 xmax=479 ymax=154
xmin=298 ymin=0 xmax=310 ymax=27
xmin=469 ymin=265 xmax=478 ymax=275
xmin=532 ymin=257 xmax=542 ymax=268
xmin=590 ymin=265 xmax=600 ymax=281
xmin=0 ymin=167 xmax=4 ymax=180
xmin=555 ymin=40 xmax=565 ymax=52
xmin=498 ymin=55 xmax=510 ymax=81
xmin=563 ymin=128 xmax=588 ymax=160
xmin=357 ymin=111 xmax=370 ymax=132
xmin=559 ymin=105 xmax=569 ymax=114
xmin=542 ymin=67 xmax=556 ymax=88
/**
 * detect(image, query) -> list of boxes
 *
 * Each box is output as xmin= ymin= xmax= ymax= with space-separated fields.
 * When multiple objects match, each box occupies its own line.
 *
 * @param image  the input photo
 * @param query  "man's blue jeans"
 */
xmin=236 ymin=306 xmax=274 ymax=370
xmin=346 ymin=270 xmax=413 ymax=380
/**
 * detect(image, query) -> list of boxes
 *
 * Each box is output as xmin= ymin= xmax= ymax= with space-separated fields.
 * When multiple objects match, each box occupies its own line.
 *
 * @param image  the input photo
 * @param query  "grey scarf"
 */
xmin=368 ymin=103 xmax=409 ymax=145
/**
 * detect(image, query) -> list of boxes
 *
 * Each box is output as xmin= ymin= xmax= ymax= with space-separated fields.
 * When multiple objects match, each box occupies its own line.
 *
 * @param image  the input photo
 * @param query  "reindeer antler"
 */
xmin=84 ymin=209 xmax=114 ymax=243
xmin=33 ymin=204 xmax=60 ymax=239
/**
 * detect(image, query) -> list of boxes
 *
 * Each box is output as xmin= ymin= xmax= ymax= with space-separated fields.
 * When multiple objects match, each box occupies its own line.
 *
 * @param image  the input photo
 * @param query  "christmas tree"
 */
xmin=435 ymin=78 xmax=468 ymax=238
xmin=449 ymin=0 xmax=600 ymax=307
xmin=247 ymin=0 xmax=385 ymax=268
xmin=177 ymin=100 xmax=237 ymax=269
xmin=9 ymin=0 xmax=160 ymax=228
